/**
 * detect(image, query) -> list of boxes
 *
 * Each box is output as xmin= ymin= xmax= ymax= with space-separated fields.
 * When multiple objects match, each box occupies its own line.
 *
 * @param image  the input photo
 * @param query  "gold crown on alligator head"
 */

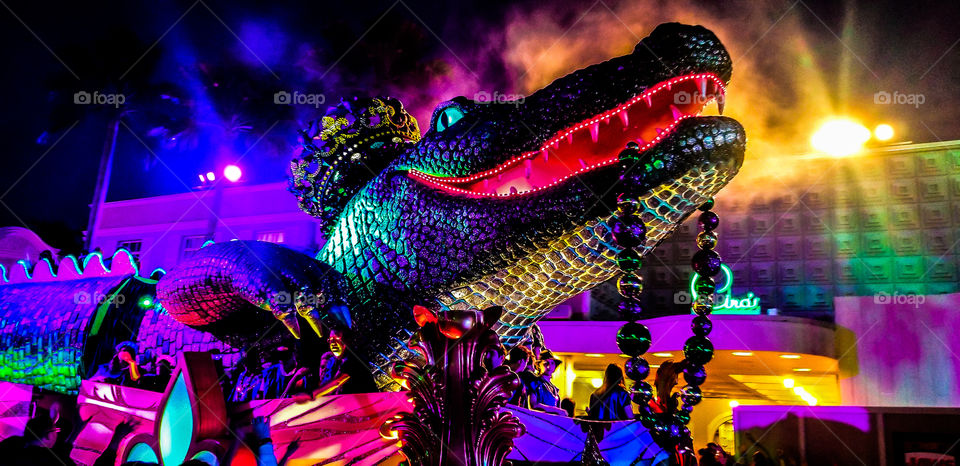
xmin=290 ymin=96 xmax=420 ymax=226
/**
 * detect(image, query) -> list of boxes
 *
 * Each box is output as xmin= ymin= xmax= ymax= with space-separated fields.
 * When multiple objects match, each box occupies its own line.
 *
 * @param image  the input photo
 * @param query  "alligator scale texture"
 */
xmin=154 ymin=22 xmax=746 ymax=388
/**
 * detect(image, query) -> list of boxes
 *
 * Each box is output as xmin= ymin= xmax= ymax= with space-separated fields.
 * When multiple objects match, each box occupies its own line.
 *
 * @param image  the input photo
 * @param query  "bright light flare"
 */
xmin=811 ymin=119 xmax=871 ymax=156
xmin=874 ymin=124 xmax=894 ymax=141
xmin=224 ymin=165 xmax=242 ymax=182
xmin=729 ymin=400 xmax=740 ymax=408
xmin=782 ymin=378 xmax=795 ymax=389
xmin=590 ymin=378 xmax=603 ymax=388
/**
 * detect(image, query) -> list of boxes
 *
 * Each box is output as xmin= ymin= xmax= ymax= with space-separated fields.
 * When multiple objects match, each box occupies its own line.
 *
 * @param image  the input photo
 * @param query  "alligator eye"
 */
xmin=435 ymin=107 xmax=464 ymax=132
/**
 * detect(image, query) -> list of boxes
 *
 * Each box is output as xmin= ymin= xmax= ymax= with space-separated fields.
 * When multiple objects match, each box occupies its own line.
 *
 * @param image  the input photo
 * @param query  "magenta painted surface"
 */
xmin=836 ymin=293 xmax=960 ymax=407
xmin=734 ymin=405 xmax=872 ymax=433
xmin=539 ymin=314 xmax=836 ymax=357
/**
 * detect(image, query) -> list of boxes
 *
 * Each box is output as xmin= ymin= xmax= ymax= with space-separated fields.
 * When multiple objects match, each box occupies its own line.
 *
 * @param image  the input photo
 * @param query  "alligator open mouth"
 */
xmin=409 ymin=73 xmax=726 ymax=197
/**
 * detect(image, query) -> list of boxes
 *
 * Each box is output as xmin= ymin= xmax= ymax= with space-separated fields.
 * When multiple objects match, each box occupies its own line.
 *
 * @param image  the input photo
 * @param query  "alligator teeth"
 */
xmin=567 ymin=133 xmax=574 ymax=144
xmin=670 ymin=105 xmax=684 ymax=120
xmin=590 ymin=122 xmax=600 ymax=143
xmin=619 ymin=111 xmax=629 ymax=127
xmin=578 ymin=158 xmax=587 ymax=168
xmin=656 ymin=127 xmax=664 ymax=135
xmin=509 ymin=186 xmax=518 ymax=195
xmin=541 ymin=149 xmax=549 ymax=162
xmin=644 ymin=95 xmax=652 ymax=107
xmin=483 ymin=179 xmax=490 ymax=189
xmin=524 ymin=159 xmax=533 ymax=178
xmin=718 ymin=99 xmax=725 ymax=115
xmin=636 ymin=137 xmax=646 ymax=145
xmin=697 ymin=77 xmax=708 ymax=96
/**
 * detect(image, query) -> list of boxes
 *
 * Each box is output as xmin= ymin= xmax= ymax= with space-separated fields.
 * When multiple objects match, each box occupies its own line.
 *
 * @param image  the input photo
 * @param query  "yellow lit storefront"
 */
xmin=539 ymin=315 xmax=841 ymax=452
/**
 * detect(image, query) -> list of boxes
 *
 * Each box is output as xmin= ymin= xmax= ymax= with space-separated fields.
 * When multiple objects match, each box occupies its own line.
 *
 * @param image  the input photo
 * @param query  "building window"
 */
xmin=181 ymin=235 xmax=210 ymax=261
xmin=116 ymin=240 xmax=143 ymax=262
xmin=256 ymin=231 xmax=285 ymax=244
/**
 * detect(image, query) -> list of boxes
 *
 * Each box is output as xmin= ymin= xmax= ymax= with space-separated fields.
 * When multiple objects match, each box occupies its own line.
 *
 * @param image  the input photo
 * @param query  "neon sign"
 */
xmin=690 ymin=264 xmax=761 ymax=315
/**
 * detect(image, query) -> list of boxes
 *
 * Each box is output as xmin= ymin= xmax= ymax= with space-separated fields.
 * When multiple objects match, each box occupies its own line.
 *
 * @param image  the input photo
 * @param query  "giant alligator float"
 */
xmin=1 ymin=22 xmax=744 ymax=394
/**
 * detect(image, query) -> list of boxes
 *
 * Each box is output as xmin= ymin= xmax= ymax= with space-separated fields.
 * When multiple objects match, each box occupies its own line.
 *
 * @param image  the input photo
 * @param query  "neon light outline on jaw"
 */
xmin=408 ymin=73 xmax=726 ymax=198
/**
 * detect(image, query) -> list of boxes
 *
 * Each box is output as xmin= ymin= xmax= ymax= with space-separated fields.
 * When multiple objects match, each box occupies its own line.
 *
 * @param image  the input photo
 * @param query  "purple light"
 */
xmin=223 ymin=165 xmax=242 ymax=183
xmin=206 ymin=171 xmax=216 ymax=181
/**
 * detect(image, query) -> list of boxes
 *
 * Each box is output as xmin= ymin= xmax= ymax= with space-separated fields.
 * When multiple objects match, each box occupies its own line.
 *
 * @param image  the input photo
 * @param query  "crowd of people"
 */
xmin=5 ymin=328 xmax=790 ymax=465
xmin=228 ymin=329 xmax=375 ymax=402
xmin=0 ymin=408 xmax=288 ymax=466
xmin=89 ymin=342 xmax=174 ymax=392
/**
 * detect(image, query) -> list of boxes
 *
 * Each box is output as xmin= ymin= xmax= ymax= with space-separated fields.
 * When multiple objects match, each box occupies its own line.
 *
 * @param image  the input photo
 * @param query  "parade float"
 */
xmin=0 ymin=22 xmax=744 ymax=465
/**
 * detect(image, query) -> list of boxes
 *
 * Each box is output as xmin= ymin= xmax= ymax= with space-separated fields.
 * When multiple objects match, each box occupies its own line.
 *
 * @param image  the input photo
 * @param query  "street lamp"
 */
xmin=874 ymin=123 xmax=894 ymax=141
xmin=811 ymin=118 xmax=871 ymax=157
xmin=223 ymin=164 xmax=242 ymax=183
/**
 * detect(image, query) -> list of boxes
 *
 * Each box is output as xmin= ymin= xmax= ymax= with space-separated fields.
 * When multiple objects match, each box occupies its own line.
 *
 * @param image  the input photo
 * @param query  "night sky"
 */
xmin=1 ymin=0 xmax=958 ymax=253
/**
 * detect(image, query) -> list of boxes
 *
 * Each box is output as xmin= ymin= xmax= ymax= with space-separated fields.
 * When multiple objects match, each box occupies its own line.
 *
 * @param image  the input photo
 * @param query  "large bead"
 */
xmin=674 ymin=411 xmax=691 ymax=425
xmin=618 ymin=301 xmax=644 ymax=321
xmin=617 ymin=322 xmax=652 ymax=356
xmin=699 ymin=211 xmax=720 ymax=231
xmin=617 ymin=273 xmax=644 ymax=300
xmin=691 ymin=302 xmax=713 ymax=316
xmin=618 ymin=146 xmax=641 ymax=165
xmin=696 ymin=231 xmax=718 ymax=250
xmin=625 ymin=356 xmax=651 ymax=381
xmin=680 ymin=384 xmax=703 ymax=406
xmin=611 ymin=216 xmax=647 ymax=248
xmin=616 ymin=248 xmax=643 ymax=272
xmin=698 ymin=198 xmax=715 ymax=211
xmin=683 ymin=364 xmax=707 ymax=386
xmin=693 ymin=275 xmax=716 ymax=297
xmin=631 ymin=381 xmax=653 ymax=404
xmin=683 ymin=336 xmax=714 ymax=365
xmin=691 ymin=249 xmax=722 ymax=276
xmin=691 ymin=315 xmax=712 ymax=336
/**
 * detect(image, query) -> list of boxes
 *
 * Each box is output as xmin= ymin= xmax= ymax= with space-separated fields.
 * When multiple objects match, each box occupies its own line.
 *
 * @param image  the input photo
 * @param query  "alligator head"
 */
xmin=289 ymin=22 xmax=744 ymax=373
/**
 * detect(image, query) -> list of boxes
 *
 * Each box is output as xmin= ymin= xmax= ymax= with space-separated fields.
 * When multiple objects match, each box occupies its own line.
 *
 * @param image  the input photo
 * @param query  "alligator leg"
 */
xmin=157 ymin=240 xmax=352 ymax=340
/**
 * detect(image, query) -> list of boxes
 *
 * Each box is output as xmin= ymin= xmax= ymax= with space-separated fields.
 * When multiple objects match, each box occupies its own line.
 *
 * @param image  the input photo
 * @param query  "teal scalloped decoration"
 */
xmin=126 ymin=442 xmax=160 ymax=463
xmin=159 ymin=373 xmax=194 ymax=466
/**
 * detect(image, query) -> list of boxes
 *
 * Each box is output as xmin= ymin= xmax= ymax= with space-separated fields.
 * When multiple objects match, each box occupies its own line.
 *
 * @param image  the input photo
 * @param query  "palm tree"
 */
xmin=42 ymin=27 xmax=178 ymax=251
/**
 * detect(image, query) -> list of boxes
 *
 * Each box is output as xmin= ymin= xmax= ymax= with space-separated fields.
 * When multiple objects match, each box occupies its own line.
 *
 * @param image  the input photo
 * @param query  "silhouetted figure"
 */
xmin=92 ymin=342 xmax=142 ymax=386
xmin=506 ymin=346 xmax=536 ymax=407
xmin=138 ymin=356 xmax=174 ymax=391
xmin=8 ymin=415 xmax=75 ymax=466
xmin=528 ymin=351 xmax=566 ymax=415
xmin=650 ymin=360 xmax=681 ymax=415
xmin=588 ymin=364 xmax=632 ymax=420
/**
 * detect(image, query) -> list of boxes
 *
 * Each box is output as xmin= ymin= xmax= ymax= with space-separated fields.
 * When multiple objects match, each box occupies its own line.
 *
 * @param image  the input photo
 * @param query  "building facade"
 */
xmin=77 ymin=141 xmax=960 ymax=451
